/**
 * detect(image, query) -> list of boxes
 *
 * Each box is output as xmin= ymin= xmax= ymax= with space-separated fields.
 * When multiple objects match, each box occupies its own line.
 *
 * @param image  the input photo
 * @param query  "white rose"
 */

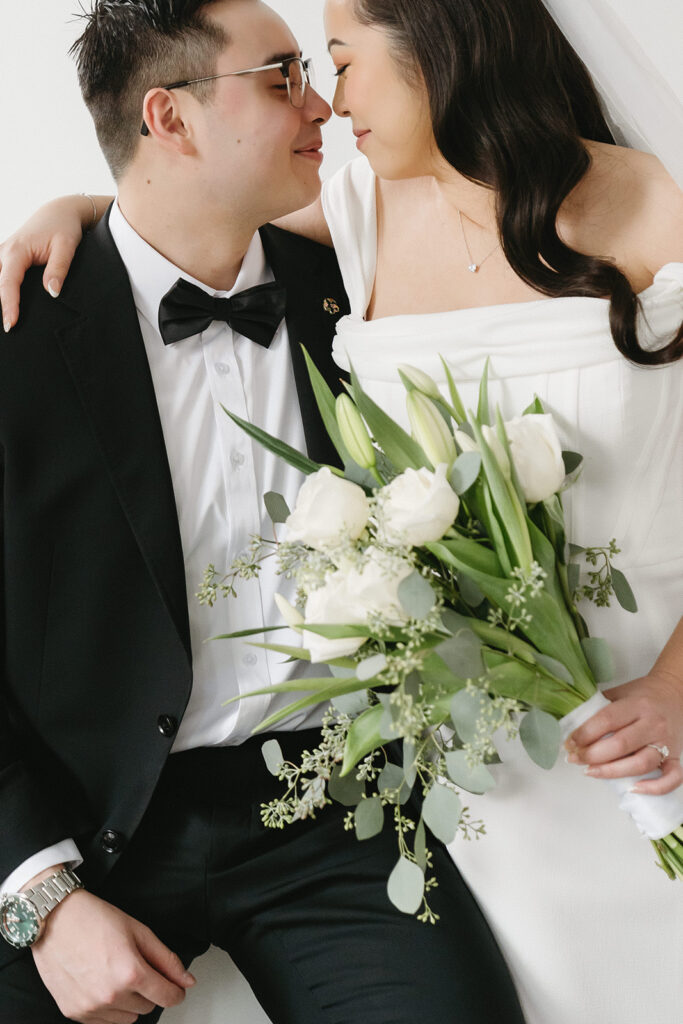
xmin=303 ymin=547 xmax=413 ymax=662
xmin=504 ymin=414 xmax=566 ymax=503
xmin=285 ymin=467 xmax=370 ymax=551
xmin=379 ymin=465 xmax=460 ymax=547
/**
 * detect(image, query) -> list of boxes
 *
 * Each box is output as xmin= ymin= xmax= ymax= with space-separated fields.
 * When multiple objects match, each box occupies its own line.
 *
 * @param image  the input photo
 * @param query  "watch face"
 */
xmin=0 ymin=893 xmax=41 ymax=948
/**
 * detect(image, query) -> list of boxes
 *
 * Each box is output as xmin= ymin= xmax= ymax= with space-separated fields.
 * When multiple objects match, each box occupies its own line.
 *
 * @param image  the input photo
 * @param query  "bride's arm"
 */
xmin=0 ymin=192 xmax=332 ymax=332
xmin=0 ymin=194 xmax=112 ymax=331
xmin=566 ymin=618 xmax=683 ymax=795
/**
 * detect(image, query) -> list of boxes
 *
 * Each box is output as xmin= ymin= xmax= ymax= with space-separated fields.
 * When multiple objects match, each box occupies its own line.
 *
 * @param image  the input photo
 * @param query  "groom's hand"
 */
xmin=31 ymin=887 xmax=196 ymax=1024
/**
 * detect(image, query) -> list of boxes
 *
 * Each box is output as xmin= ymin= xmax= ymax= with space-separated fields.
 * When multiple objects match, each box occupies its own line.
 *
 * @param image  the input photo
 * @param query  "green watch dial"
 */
xmin=0 ymin=893 xmax=41 ymax=948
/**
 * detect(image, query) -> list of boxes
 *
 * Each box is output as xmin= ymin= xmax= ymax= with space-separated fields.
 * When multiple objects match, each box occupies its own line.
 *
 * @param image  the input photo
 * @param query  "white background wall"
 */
xmin=0 ymin=2 xmax=680 ymax=1022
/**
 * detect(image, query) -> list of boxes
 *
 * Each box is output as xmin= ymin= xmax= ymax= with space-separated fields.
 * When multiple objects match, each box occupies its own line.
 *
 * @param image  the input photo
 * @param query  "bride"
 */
xmin=1 ymin=1 xmax=682 ymax=1021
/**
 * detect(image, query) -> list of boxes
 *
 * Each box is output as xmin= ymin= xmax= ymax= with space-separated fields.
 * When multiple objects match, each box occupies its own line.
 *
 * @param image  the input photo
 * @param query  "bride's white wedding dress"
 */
xmin=322 ymin=156 xmax=683 ymax=1024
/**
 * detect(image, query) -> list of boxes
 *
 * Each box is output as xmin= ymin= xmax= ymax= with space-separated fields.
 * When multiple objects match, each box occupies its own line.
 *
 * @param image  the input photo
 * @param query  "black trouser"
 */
xmin=1 ymin=730 xmax=526 ymax=1023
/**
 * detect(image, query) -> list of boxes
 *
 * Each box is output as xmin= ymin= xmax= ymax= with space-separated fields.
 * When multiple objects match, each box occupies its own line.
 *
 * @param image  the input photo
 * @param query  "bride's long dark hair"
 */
xmin=354 ymin=0 xmax=682 ymax=365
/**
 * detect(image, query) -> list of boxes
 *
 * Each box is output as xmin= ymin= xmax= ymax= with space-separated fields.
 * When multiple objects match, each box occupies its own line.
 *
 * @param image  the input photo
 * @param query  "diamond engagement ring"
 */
xmin=647 ymin=743 xmax=670 ymax=765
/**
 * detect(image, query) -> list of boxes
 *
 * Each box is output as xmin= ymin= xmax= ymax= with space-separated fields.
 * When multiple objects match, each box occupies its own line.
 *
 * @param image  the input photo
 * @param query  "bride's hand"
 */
xmin=0 ymin=194 xmax=100 ymax=332
xmin=565 ymin=667 xmax=683 ymax=795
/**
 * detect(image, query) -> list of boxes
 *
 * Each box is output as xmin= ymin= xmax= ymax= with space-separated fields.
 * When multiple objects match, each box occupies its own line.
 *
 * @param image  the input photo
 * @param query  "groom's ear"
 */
xmin=140 ymin=89 xmax=197 ymax=157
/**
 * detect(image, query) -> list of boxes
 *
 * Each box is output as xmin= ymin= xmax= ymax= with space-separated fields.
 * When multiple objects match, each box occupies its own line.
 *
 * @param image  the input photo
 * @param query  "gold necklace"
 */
xmin=457 ymin=209 xmax=501 ymax=273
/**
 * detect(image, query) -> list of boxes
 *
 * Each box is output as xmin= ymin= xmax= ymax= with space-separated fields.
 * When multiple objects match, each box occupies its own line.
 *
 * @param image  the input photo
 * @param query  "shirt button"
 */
xmin=101 ymin=829 xmax=125 ymax=855
xmin=243 ymin=653 xmax=258 ymax=666
xmin=215 ymin=362 xmax=231 ymax=376
xmin=157 ymin=714 xmax=178 ymax=738
xmin=231 ymin=450 xmax=246 ymax=468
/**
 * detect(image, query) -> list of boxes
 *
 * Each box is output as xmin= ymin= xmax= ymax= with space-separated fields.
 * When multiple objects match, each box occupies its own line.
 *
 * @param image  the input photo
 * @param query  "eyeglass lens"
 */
xmin=285 ymin=59 xmax=313 ymax=108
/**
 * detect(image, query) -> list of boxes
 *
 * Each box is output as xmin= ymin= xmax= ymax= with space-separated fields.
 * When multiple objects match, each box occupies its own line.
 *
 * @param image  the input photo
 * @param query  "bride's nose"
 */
xmin=332 ymin=78 xmax=350 ymax=118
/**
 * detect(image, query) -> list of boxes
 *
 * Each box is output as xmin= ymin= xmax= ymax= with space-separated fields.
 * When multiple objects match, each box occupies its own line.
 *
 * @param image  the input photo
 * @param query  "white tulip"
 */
xmin=285 ymin=467 xmax=370 ymax=551
xmin=504 ymin=414 xmax=566 ymax=503
xmin=379 ymin=465 xmax=460 ymax=547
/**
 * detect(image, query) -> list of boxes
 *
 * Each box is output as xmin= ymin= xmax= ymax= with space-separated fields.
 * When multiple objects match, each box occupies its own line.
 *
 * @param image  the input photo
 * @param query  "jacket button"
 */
xmin=157 ymin=714 xmax=178 ymax=738
xmin=101 ymin=829 xmax=124 ymax=854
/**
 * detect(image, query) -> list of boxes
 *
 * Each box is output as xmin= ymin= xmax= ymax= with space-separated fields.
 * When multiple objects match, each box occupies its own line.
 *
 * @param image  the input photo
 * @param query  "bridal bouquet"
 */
xmin=200 ymin=353 xmax=683 ymax=920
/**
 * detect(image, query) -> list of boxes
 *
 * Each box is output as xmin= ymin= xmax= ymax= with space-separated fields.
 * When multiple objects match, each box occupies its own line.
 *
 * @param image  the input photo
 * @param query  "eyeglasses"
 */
xmin=140 ymin=57 xmax=314 ymax=135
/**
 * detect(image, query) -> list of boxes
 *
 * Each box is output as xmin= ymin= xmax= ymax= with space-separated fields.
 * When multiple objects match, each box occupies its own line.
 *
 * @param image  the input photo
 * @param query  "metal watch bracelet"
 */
xmin=23 ymin=867 xmax=83 ymax=921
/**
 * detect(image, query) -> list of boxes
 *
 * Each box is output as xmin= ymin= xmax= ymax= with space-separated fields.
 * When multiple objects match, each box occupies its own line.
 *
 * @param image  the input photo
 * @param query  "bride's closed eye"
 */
xmin=334 ymin=65 xmax=350 ymax=77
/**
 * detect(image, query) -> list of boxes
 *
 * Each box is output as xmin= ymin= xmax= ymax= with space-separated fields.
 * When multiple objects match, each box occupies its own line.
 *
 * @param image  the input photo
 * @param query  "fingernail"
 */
xmin=564 ymin=739 xmax=577 ymax=751
xmin=628 ymin=785 xmax=641 ymax=794
xmin=3 ymin=318 xmax=11 ymax=334
xmin=183 ymin=972 xmax=196 ymax=986
xmin=567 ymin=753 xmax=580 ymax=764
xmin=47 ymin=279 xmax=61 ymax=298
xmin=584 ymin=766 xmax=598 ymax=776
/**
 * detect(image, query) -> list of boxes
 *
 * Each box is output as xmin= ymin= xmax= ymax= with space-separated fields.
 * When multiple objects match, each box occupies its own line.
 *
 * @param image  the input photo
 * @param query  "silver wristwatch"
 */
xmin=0 ymin=867 xmax=83 ymax=949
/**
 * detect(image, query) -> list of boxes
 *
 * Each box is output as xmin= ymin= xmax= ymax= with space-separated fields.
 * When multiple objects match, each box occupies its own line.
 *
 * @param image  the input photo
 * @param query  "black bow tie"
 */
xmin=158 ymin=277 xmax=287 ymax=348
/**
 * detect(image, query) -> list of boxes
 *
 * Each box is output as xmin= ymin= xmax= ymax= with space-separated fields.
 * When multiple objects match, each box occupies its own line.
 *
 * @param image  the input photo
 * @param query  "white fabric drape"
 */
xmin=541 ymin=0 xmax=683 ymax=187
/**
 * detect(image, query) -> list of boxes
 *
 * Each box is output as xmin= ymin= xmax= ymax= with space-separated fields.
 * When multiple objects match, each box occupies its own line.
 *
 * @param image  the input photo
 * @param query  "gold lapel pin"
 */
xmin=323 ymin=298 xmax=340 ymax=315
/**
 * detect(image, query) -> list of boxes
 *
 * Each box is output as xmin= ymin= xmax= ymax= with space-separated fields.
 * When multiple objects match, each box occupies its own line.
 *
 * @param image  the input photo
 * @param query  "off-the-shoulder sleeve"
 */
xmin=637 ymin=262 xmax=683 ymax=352
xmin=321 ymin=157 xmax=377 ymax=318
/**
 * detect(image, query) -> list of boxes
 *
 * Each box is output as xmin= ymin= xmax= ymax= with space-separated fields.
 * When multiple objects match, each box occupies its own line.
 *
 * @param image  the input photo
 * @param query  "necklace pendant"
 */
xmin=468 ymin=263 xmax=479 ymax=273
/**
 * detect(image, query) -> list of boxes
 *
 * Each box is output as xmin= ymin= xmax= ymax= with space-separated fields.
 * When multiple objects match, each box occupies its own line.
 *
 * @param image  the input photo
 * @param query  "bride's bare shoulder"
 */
xmin=567 ymin=142 xmax=683 ymax=279
xmin=270 ymin=197 xmax=333 ymax=247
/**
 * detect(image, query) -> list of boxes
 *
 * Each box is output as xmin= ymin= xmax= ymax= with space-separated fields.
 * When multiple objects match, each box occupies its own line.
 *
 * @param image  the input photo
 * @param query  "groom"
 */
xmin=0 ymin=2 xmax=523 ymax=1022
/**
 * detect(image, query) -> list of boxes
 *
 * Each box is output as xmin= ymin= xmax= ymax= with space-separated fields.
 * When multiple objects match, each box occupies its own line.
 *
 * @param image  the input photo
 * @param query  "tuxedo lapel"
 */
xmin=54 ymin=214 xmax=191 ymax=663
xmin=260 ymin=224 xmax=349 ymax=466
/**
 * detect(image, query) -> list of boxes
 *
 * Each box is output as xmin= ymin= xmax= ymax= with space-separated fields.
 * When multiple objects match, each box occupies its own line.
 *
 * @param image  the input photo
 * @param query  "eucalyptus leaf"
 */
xmin=562 ymin=451 xmax=584 ymax=475
xmin=344 ymin=460 xmax=379 ymax=491
xmin=398 ymin=572 xmax=437 ymax=619
xmin=567 ymin=562 xmax=580 ymax=596
xmin=449 ymin=452 xmax=482 ymax=495
xmin=403 ymin=740 xmax=417 ymax=789
xmin=519 ymin=707 xmax=561 ymax=769
xmin=387 ymin=856 xmax=425 ymax=915
xmin=437 ymin=629 xmax=484 ymax=681
xmin=445 ymin=751 xmax=496 ymax=794
xmin=422 ymin=783 xmax=462 ymax=844
xmin=533 ymin=653 xmax=574 ymax=686
xmin=568 ymin=542 xmax=586 ymax=556
xmin=331 ymin=691 xmax=371 ymax=717
xmin=355 ymin=796 xmax=384 ymax=841
xmin=458 ymin=573 xmax=486 ymax=608
xmin=379 ymin=763 xmax=412 ymax=805
xmin=357 ymin=653 xmax=388 ymax=682
xmin=581 ymin=637 xmax=615 ymax=683
xmin=261 ymin=739 xmax=284 ymax=777
xmin=414 ymin=818 xmax=428 ymax=870
xmin=328 ymin=764 xmax=365 ymax=806
xmin=611 ymin=568 xmax=638 ymax=613
xmin=450 ymin=689 xmax=490 ymax=744
xmin=329 ymin=664 xmax=357 ymax=679
xmin=264 ymin=491 xmax=291 ymax=524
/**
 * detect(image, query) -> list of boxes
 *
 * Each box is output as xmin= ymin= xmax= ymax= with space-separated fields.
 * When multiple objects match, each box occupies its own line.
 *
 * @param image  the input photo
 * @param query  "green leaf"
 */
xmin=261 ymin=739 xmax=284 ymax=776
xmin=403 ymin=739 xmax=417 ymax=789
xmin=477 ymin=357 xmax=491 ymax=426
xmin=568 ymin=543 xmax=586 ymax=556
xmin=379 ymin=763 xmax=412 ymax=804
xmin=437 ymin=629 xmax=484 ymax=681
xmin=301 ymin=347 xmax=350 ymax=465
xmin=445 ymin=751 xmax=496 ymax=794
xmin=349 ymin=362 xmax=426 ymax=470
xmin=387 ymin=856 xmax=425 ymax=915
xmin=222 ymin=407 xmax=323 ymax=476
xmin=331 ymin=690 xmax=370 ymax=716
xmin=264 ymin=491 xmax=290 ymax=524
xmin=209 ymin=625 xmax=288 ymax=641
xmin=356 ymin=653 xmax=388 ymax=682
xmin=428 ymin=536 xmax=504 ymax=578
xmin=449 ymin=452 xmax=482 ymax=495
xmin=398 ymin=571 xmax=436 ymax=619
xmin=533 ymin=653 xmax=574 ymax=686
xmin=611 ymin=568 xmax=638 ymax=613
xmin=450 ymin=689 xmax=490 ymax=743
xmin=328 ymin=764 xmax=364 ymax=806
xmin=567 ymin=562 xmax=580 ymax=595
xmin=342 ymin=705 xmax=384 ymax=775
xmin=457 ymin=574 xmax=486 ymax=608
xmin=581 ymin=637 xmax=615 ymax=683
xmin=439 ymin=356 xmax=467 ymax=424
xmin=422 ymin=783 xmax=462 ymax=844
xmin=414 ymin=818 xmax=428 ymax=869
xmin=562 ymin=451 xmax=583 ymax=475
xmin=519 ymin=707 xmax=561 ymax=769
xmin=523 ymin=395 xmax=545 ymax=415
xmin=355 ymin=796 xmax=384 ymax=840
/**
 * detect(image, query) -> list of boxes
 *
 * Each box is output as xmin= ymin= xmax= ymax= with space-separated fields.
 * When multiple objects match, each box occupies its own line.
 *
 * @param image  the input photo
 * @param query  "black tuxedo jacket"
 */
xmin=0 ymin=213 xmax=349 ymax=951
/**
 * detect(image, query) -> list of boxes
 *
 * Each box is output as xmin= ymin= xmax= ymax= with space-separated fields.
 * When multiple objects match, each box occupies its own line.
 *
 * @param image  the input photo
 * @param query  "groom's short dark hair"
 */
xmin=71 ymin=0 xmax=229 ymax=179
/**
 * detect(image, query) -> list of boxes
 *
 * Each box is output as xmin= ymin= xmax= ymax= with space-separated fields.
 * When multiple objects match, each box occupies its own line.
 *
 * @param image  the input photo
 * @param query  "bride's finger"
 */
xmin=41 ymin=233 xmax=80 ymax=300
xmin=565 ymin=698 xmax=639 ymax=751
xmin=0 ymin=247 xmax=28 ymax=332
xmin=569 ymin=718 xmax=672 ymax=767
xmin=630 ymin=758 xmax=683 ymax=796
xmin=582 ymin=743 xmax=671 ymax=780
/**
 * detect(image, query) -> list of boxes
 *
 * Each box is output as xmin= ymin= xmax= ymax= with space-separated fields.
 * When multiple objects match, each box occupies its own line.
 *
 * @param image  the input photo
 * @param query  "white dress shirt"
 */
xmin=3 ymin=202 xmax=325 ymax=893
